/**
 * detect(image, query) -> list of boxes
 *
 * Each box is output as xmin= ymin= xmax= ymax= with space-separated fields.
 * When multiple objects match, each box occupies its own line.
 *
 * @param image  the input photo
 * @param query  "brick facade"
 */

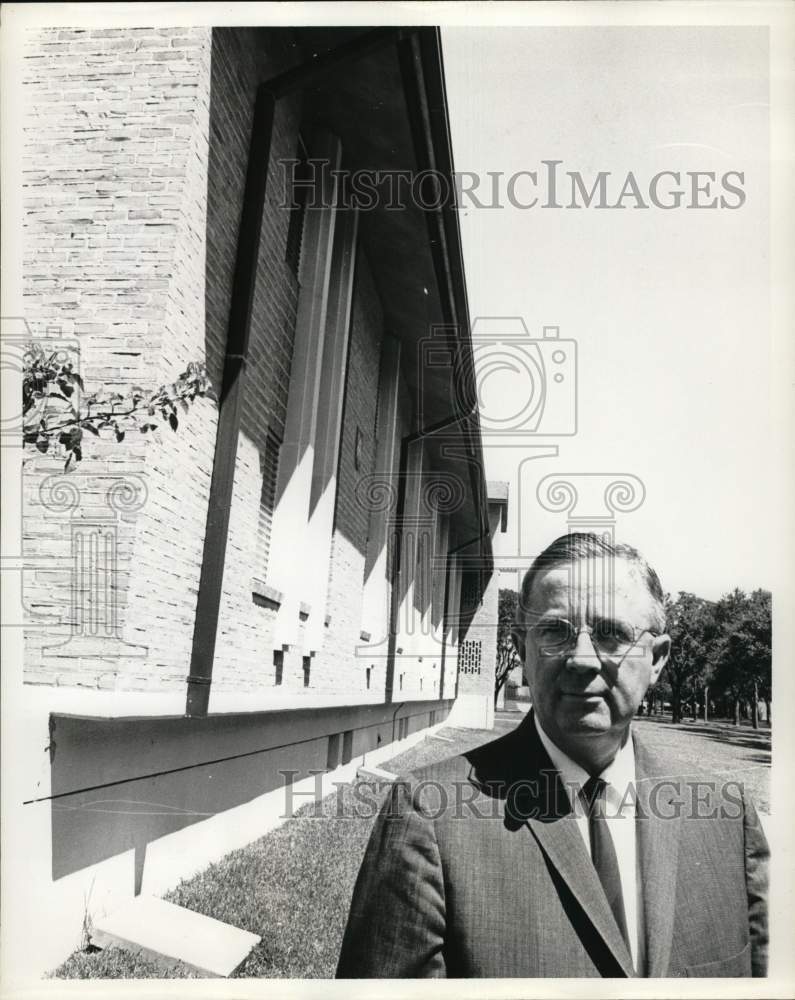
xmin=22 ymin=26 xmax=215 ymax=691
xmin=21 ymin=24 xmax=494 ymax=709
xmin=202 ymin=27 xmax=303 ymax=692
xmin=452 ymin=494 xmax=508 ymax=724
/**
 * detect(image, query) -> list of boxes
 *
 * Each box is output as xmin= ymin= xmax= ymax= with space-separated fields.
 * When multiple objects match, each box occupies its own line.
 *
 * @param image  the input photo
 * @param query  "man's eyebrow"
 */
xmin=588 ymin=614 xmax=632 ymax=626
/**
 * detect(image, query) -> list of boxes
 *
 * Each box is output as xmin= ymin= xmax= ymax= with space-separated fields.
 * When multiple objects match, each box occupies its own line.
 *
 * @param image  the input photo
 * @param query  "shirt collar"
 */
xmin=533 ymin=712 xmax=637 ymax=810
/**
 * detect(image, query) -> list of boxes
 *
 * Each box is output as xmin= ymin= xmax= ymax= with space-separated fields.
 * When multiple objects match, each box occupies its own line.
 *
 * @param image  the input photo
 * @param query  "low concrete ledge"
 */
xmin=91 ymin=895 xmax=260 ymax=977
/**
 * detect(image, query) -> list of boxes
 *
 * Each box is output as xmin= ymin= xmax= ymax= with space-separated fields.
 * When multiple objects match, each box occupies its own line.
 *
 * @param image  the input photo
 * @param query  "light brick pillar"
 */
xmin=448 ymin=486 xmax=509 ymax=728
xmin=21 ymin=26 xmax=214 ymax=691
xmin=267 ymin=131 xmax=341 ymax=652
xmin=360 ymin=336 xmax=402 ymax=647
xmin=304 ymin=207 xmax=359 ymax=655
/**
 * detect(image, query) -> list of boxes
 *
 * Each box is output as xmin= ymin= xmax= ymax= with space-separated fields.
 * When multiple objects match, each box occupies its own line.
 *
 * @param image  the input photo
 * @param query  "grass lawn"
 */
xmin=52 ymin=947 xmax=196 ymax=980
xmin=51 ymin=710 xmax=770 ymax=979
xmin=632 ymin=715 xmax=771 ymax=813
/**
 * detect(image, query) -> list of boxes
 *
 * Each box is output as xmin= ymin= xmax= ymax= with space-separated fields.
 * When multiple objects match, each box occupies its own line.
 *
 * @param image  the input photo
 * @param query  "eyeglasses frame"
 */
xmin=522 ymin=617 xmax=661 ymax=664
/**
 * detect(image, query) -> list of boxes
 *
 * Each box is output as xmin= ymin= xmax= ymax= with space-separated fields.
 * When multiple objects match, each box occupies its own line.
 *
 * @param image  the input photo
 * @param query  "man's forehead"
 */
xmin=527 ymin=556 xmax=649 ymax=609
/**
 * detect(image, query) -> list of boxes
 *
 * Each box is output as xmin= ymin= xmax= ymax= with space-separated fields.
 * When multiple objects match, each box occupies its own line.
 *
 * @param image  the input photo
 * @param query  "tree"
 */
xmin=647 ymin=673 xmax=671 ymax=716
xmin=23 ymin=345 xmax=216 ymax=470
xmin=711 ymin=589 xmax=771 ymax=728
xmin=495 ymin=588 xmax=522 ymax=707
xmin=664 ymin=592 xmax=717 ymax=724
xmin=745 ymin=589 xmax=773 ymax=725
xmin=708 ymin=588 xmax=747 ymax=724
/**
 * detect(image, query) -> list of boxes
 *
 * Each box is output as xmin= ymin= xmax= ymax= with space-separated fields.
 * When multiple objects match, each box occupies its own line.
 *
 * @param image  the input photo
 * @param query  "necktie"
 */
xmin=581 ymin=776 xmax=631 ymax=957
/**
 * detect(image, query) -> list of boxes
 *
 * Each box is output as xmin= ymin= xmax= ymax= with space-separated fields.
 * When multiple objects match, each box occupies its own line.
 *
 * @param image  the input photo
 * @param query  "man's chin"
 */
xmin=556 ymin=696 xmax=611 ymax=731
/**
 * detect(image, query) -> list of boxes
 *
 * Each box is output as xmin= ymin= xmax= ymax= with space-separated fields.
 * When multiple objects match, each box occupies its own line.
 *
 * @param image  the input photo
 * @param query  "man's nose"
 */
xmin=566 ymin=627 xmax=601 ymax=670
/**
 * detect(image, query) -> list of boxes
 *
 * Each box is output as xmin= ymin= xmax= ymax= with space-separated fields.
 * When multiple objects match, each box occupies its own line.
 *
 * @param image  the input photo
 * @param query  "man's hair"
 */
xmin=516 ymin=532 xmax=666 ymax=633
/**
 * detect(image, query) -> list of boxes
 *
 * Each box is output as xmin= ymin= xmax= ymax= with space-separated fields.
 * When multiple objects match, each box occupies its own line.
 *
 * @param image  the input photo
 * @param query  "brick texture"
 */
xmin=22 ymin=26 xmax=215 ymax=691
xmin=204 ymin=27 xmax=303 ymax=693
xmin=22 ymin=26 xmax=462 ymax=708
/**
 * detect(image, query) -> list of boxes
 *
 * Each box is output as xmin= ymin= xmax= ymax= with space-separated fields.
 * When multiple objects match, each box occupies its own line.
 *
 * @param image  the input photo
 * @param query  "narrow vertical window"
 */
xmin=257 ymin=432 xmax=281 ymax=580
xmin=285 ymin=134 xmax=309 ymax=279
xmin=273 ymin=649 xmax=284 ymax=686
xmin=303 ymin=655 xmax=311 ymax=688
xmin=326 ymin=733 xmax=341 ymax=770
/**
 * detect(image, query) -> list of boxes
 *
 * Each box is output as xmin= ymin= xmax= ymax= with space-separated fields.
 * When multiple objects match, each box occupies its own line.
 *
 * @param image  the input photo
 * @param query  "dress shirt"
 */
xmin=534 ymin=715 xmax=644 ymax=972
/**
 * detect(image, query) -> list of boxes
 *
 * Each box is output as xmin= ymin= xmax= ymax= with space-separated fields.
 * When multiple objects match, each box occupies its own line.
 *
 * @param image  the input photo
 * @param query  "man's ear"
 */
xmin=649 ymin=633 xmax=670 ymax=685
xmin=511 ymin=628 xmax=526 ymax=662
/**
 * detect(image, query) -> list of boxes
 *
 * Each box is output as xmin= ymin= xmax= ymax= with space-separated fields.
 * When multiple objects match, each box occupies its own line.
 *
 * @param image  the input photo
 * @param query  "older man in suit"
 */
xmin=336 ymin=532 xmax=769 ymax=978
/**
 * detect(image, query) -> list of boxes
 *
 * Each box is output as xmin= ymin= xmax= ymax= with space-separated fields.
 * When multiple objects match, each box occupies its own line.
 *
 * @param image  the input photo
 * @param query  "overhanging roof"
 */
xmin=297 ymin=27 xmax=493 ymax=571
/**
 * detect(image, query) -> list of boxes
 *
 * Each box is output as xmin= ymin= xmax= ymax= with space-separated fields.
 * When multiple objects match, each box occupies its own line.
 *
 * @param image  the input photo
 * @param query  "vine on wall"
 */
xmin=22 ymin=345 xmax=217 ymax=470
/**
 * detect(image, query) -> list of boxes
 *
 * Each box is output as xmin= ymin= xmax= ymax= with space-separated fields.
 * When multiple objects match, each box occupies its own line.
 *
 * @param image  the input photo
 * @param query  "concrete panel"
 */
xmin=448 ymin=693 xmax=495 ymax=730
xmin=92 ymin=895 xmax=260 ymax=977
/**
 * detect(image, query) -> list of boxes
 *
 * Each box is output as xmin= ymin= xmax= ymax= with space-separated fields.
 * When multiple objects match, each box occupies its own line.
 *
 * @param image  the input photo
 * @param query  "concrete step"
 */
xmin=356 ymin=763 xmax=398 ymax=782
xmin=90 ymin=895 xmax=261 ymax=977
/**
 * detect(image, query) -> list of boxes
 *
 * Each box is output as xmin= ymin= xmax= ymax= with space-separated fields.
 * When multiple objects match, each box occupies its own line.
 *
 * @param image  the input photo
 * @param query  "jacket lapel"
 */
xmin=526 ymin=810 xmax=636 ymax=977
xmin=633 ymin=731 xmax=682 ymax=977
xmin=468 ymin=712 xmax=635 ymax=977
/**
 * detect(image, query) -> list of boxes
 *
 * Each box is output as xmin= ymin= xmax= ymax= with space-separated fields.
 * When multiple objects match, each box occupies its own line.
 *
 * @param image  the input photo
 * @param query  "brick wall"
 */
xmin=121 ymin=29 xmax=214 ymax=689
xmin=458 ymin=544 xmax=500 ymax=701
xmin=21 ymin=25 xmax=304 ymax=694
xmin=200 ymin=27 xmax=304 ymax=693
xmin=21 ymin=25 xmax=465 ymax=707
xmin=22 ymin=26 xmax=216 ymax=690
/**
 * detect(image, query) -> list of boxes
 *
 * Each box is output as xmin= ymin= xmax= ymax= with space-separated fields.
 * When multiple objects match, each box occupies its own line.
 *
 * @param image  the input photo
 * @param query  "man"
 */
xmin=336 ymin=533 xmax=769 ymax=978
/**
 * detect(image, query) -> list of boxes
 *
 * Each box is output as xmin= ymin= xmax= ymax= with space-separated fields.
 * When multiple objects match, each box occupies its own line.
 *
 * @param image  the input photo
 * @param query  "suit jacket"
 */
xmin=336 ymin=711 xmax=768 ymax=978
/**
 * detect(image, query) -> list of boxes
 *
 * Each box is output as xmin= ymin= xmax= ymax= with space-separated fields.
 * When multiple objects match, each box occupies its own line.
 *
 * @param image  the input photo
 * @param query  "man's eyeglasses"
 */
xmin=525 ymin=618 xmax=658 ymax=658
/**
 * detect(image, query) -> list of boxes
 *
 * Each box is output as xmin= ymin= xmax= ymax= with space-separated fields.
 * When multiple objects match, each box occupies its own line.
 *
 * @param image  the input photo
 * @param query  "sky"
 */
xmin=441 ymin=25 xmax=772 ymax=601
